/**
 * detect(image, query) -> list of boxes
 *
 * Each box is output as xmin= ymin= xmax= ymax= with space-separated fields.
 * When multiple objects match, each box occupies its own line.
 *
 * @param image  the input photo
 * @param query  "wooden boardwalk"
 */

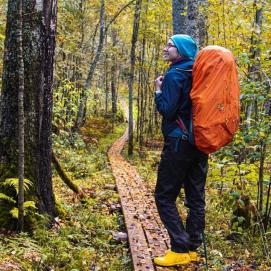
xmin=108 ymin=128 xmax=172 ymax=271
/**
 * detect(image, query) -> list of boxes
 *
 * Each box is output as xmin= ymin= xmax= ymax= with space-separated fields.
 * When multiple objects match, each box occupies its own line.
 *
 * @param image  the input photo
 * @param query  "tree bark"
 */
xmin=111 ymin=28 xmax=118 ymax=115
xmin=246 ymin=1 xmax=264 ymax=142
xmin=17 ymin=0 xmax=24 ymax=232
xmin=128 ymin=0 xmax=142 ymax=155
xmin=172 ymin=0 xmax=206 ymax=46
xmin=185 ymin=0 xmax=199 ymax=43
xmin=0 ymin=0 xmax=58 ymax=219
xmin=248 ymin=0 xmax=263 ymax=78
xmin=172 ymin=0 xmax=187 ymax=34
xmin=198 ymin=1 xmax=207 ymax=47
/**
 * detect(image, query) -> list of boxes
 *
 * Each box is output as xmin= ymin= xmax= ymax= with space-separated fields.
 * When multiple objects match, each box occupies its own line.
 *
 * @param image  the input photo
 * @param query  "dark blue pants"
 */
xmin=155 ymin=136 xmax=208 ymax=253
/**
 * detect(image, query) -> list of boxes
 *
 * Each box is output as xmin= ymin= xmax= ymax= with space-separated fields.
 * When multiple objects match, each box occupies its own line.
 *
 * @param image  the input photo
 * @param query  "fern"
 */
xmin=24 ymin=201 xmax=36 ymax=209
xmin=0 ymin=193 xmax=16 ymax=204
xmin=0 ymin=179 xmax=36 ymax=223
xmin=1 ymin=178 xmax=32 ymax=194
xmin=9 ymin=201 xmax=36 ymax=219
xmin=10 ymin=207 xmax=18 ymax=219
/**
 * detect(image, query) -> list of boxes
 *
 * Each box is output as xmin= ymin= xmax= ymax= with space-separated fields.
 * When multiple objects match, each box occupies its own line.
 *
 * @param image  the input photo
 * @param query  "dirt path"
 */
xmin=108 ymin=100 xmax=175 ymax=271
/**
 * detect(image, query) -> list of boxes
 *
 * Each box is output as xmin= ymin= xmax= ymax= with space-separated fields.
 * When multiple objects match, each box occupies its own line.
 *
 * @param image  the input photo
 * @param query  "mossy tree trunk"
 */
xmin=0 ymin=0 xmax=58 ymax=219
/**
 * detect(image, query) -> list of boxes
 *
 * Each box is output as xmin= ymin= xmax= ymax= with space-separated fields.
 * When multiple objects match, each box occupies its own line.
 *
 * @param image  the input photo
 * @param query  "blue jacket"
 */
xmin=155 ymin=59 xmax=193 ymax=136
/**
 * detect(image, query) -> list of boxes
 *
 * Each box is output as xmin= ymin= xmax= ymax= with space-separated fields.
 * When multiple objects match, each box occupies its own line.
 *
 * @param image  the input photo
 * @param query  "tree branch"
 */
xmin=105 ymin=0 xmax=136 ymax=33
xmin=52 ymin=151 xmax=83 ymax=196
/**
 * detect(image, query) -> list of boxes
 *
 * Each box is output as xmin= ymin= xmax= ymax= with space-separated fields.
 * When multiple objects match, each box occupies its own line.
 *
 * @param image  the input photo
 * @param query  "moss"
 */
xmin=55 ymin=200 xmax=68 ymax=219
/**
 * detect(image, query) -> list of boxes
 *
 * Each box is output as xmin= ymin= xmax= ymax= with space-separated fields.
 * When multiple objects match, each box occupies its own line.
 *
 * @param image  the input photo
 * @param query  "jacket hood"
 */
xmin=170 ymin=34 xmax=198 ymax=60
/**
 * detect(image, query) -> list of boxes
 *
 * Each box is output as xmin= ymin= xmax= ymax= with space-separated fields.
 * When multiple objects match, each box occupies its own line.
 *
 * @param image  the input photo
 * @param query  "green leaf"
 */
xmin=239 ymin=199 xmax=245 ymax=207
xmin=24 ymin=201 xmax=36 ymax=209
xmin=230 ymin=192 xmax=240 ymax=199
xmin=0 ymin=193 xmax=16 ymax=204
xmin=8 ymin=202 xmax=36 ymax=219
xmin=232 ymin=221 xmax=238 ymax=230
xmin=10 ymin=207 xmax=18 ymax=219
xmin=237 ymin=216 xmax=246 ymax=223
xmin=2 ymin=178 xmax=32 ymax=194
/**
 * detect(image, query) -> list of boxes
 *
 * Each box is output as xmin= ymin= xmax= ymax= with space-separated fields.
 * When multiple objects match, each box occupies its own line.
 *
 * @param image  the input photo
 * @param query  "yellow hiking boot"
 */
xmin=154 ymin=250 xmax=190 ymax=267
xmin=189 ymin=251 xmax=199 ymax=262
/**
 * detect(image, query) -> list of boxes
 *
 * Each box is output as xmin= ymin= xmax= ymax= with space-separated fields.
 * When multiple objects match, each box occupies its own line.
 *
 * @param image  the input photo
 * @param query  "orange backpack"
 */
xmin=189 ymin=45 xmax=240 ymax=154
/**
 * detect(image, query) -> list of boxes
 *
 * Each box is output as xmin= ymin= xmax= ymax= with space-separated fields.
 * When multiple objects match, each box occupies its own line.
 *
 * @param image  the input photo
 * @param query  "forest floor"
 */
xmin=0 ymin=113 xmax=133 ymax=271
xmin=124 ymin=142 xmax=271 ymax=271
xmin=0 ymin=108 xmax=270 ymax=271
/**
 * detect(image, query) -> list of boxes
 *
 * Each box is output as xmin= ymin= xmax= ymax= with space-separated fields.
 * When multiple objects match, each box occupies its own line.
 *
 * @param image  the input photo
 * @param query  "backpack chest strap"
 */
xmin=176 ymin=68 xmax=192 ymax=72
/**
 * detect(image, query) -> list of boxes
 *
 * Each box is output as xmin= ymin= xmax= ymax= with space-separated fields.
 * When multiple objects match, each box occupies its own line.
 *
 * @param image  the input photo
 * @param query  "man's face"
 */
xmin=163 ymin=39 xmax=180 ymax=62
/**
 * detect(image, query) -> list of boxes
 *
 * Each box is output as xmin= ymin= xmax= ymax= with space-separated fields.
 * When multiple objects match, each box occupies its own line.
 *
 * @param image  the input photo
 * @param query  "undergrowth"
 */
xmin=125 ymin=142 xmax=271 ymax=271
xmin=0 ymin=112 xmax=132 ymax=271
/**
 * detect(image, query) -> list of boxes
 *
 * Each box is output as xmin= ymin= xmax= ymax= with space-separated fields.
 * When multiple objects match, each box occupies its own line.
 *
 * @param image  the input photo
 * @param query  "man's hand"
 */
xmin=154 ymin=76 xmax=163 ymax=92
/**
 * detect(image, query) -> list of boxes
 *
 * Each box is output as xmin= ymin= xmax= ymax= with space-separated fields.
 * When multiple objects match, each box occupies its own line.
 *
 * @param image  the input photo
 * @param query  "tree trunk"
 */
xmin=172 ymin=0 xmax=187 ymax=34
xmin=74 ymin=0 xmax=105 ymax=131
xmin=263 ymin=173 xmax=271 ymax=230
xmin=139 ymin=37 xmax=146 ymax=148
xmin=185 ymin=0 xmax=199 ymax=43
xmin=257 ymin=140 xmax=266 ymax=214
xmin=246 ymin=1 xmax=263 ymax=127
xmin=0 ymin=0 xmax=58 ymax=219
xmin=73 ymin=0 xmax=135 ymax=131
xmin=247 ymin=2 xmax=265 ymax=214
xmin=198 ymin=0 xmax=207 ymax=47
xmin=17 ymin=0 xmax=24 ymax=232
xmin=111 ymin=28 xmax=118 ymax=115
xmin=172 ymin=0 xmax=206 ymax=46
xmin=128 ymin=0 xmax=142 ymax=155
xmin=248 ymin=0 xmax=263 ymax=78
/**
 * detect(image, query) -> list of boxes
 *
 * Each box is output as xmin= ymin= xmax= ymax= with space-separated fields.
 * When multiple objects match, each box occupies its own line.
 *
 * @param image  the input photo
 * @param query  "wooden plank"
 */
xmin=110 ymin=159 xmax=155 ymax=270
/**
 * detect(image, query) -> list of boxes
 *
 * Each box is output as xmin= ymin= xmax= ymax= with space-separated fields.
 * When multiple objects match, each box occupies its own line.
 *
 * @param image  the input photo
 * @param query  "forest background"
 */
xmin=0 ymin=0 xmax=270 ymax=270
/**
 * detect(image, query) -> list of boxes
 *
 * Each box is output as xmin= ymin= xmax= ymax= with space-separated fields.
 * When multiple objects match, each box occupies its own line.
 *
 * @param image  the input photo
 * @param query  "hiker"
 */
xmin=153 ymin=34 xmax=209 ymax=267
